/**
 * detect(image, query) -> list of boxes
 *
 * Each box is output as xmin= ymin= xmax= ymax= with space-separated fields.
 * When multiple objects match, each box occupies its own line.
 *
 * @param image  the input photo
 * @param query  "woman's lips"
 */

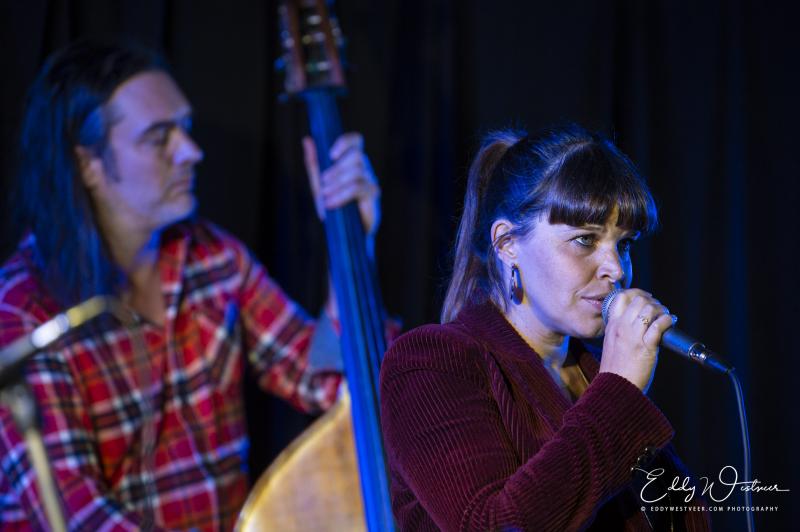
xmin=582 ymin=297 xmax=605 ymax=313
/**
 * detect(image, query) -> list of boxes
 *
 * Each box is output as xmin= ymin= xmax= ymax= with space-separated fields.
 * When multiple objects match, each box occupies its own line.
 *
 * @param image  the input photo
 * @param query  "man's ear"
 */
xmin=490 ymin=218 xmax=517 ymax=268
xmin=74 ymin=146 xmax=105 ymax=189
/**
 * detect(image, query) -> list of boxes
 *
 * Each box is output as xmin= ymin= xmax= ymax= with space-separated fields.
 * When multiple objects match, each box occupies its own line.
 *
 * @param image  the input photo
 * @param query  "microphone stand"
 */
xmin=0 ymin=380 xmax=67 ymax=532
xmin=0 ymin=296 xmax=118 ymax=532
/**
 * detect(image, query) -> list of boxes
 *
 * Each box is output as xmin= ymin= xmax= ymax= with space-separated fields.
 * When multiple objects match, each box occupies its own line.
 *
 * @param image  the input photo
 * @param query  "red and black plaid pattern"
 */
xmin=0 ymin=221 xmax=341 ymax=531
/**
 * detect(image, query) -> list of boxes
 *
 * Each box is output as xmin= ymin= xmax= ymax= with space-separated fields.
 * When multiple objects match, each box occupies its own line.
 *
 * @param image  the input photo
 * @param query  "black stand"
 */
xmin=0 ymin=378 xmax=67 ymax=532
xmin=0 ymin=296 xmax=117 ymax=531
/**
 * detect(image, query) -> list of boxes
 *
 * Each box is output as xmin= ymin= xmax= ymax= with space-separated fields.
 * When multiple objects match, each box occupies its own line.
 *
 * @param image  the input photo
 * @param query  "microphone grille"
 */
xmin=601 ymin=289 xmax=622 ymax=324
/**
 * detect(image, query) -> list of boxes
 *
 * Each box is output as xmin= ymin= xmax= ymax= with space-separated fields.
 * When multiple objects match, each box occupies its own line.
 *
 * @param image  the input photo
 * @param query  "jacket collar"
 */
xmin=453 ymin=299 xmax=601 ymax=379
xmin=453 ymin=299 xmax=602 ymax=428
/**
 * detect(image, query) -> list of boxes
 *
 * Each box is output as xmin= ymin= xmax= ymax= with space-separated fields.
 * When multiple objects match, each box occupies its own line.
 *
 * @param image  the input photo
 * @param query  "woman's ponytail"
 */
xmin=440 ymin=131 xmax=523 ymax=322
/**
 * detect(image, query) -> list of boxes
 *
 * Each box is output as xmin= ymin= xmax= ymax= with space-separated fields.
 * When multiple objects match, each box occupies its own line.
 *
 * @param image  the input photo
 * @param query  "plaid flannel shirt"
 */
xmin=0 ymin=220 xmax=342 ymax=531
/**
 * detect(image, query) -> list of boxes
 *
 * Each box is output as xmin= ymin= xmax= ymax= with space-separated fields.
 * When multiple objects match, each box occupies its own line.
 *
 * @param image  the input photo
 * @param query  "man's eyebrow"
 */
xmin=137 ymin=113 xmax=193 ymax=138
xmin=140 ymin=120 xmax=176 ymax=136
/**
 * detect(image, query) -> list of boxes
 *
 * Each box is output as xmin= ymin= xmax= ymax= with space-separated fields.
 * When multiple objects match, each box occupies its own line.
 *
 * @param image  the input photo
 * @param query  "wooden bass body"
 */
xmin=235 ymin=389 xmax=366 ymax=531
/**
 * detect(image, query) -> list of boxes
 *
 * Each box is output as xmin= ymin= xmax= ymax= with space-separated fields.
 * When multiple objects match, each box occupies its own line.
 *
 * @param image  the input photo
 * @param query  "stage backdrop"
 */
xmin=1 ymin=1 xmax=797 ymax=529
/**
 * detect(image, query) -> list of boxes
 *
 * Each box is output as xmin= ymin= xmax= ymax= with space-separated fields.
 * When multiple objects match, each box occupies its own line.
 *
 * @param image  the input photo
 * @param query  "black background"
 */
xmin=1 ymin=1 xmax=798 ymax=529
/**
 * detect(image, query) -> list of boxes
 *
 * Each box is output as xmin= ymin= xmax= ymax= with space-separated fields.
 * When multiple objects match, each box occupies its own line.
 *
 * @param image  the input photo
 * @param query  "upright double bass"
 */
xmin=236 ymin=1 xmax=394 ymax=530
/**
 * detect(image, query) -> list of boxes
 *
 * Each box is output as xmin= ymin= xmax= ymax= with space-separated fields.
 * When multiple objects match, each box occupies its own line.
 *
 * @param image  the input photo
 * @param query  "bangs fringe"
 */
xmin=542 ymin=141 xmax=658 ymax=234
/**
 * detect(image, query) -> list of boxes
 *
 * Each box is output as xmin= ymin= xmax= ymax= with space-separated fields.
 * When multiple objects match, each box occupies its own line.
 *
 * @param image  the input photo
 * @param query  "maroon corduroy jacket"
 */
xmin=380 ymin=301 xmax=711 ymax=531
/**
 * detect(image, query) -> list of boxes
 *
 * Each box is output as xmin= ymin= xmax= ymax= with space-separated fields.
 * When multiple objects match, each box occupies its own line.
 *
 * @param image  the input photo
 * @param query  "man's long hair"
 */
xmin=11 ymin=40 xmax=166 ymax=308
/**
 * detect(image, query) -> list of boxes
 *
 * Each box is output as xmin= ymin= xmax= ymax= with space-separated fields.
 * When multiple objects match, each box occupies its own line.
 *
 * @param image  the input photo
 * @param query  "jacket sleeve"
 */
xmin=379 ymin=326 xmax=675 ymax=531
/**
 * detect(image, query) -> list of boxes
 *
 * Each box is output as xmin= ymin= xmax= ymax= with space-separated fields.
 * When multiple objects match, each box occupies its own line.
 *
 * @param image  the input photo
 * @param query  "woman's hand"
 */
xmin=303 ymin=132 xmax=381 ymax=236
xmin=598 ymin=289 xmax=675 ymax=393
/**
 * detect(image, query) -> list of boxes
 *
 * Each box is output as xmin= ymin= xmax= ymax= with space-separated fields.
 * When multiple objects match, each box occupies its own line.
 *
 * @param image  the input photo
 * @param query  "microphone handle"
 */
xmin=661 ymin=328 xmax=734 ymax=375
xmin=602 ymin=290 xmax=733 ymax=375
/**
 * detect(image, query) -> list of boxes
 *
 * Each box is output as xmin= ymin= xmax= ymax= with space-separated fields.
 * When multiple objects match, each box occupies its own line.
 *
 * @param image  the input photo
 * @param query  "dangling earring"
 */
xmin=509 ymin=264 xmax=523 ymax=304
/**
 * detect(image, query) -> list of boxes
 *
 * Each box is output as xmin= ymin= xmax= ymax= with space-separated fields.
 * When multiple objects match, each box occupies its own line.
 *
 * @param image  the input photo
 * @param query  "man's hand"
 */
xmin=303 ymin=132 xmax=381 ymax=236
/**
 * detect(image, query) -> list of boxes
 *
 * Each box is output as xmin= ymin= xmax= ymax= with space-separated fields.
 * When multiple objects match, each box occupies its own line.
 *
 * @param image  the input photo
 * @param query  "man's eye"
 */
xmin=147 ymin=130 xmax=170 ymax=146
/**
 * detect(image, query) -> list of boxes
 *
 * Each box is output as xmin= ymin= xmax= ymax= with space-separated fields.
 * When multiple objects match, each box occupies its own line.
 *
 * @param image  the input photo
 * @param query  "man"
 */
xmin=0 ymin=40 xmax=379 ymax=530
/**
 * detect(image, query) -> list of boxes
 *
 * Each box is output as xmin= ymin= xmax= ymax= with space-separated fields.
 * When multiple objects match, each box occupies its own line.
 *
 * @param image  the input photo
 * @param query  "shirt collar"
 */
xmin=157 ymin=222 xmax=191 ymax=322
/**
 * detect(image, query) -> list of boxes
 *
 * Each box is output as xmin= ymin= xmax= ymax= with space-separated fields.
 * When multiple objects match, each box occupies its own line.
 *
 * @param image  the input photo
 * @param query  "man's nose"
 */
xmin=173 ymin=127 xmax=203 ymax=165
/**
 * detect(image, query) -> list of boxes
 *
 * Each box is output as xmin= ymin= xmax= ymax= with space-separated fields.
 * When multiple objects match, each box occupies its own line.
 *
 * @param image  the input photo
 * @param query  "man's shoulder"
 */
xmin=0 ymin=242 xmax=54 ymax=342
xmin=0 ymin=250 xmax=31 ymax=286
xmin=1 ymin=238 xmax=43 ymax=298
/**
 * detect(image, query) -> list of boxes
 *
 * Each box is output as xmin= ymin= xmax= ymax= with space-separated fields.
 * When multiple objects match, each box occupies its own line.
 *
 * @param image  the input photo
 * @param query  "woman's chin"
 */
xmin=576 ymin=320 xmax=605 ymax=339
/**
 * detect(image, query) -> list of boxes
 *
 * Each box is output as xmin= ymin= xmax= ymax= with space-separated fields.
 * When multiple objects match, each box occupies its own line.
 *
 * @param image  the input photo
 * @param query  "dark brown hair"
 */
xmin=441 ymin=125 xmax=658 ymax=322
xmin=12 ymin=39 xmax=167 ymax=307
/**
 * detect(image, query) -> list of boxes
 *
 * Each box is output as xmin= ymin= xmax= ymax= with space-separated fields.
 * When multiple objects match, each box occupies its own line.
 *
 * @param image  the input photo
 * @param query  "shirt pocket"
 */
xmin=193 ymin=300 xmax=244 ymax=398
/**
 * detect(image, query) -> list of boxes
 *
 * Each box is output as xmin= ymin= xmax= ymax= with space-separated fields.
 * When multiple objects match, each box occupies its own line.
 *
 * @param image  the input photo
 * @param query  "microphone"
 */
xmin=601 ymin=289 xmax=734 ymax=375
xmin=0 ymin=296 xmax=126 ymax=387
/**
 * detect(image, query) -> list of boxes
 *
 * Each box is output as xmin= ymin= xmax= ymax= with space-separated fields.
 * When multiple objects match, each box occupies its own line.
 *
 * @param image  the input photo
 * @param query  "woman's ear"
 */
xmin=490 ymin=218 xmax=517 ymax=268
xmin=74 ymin=146 xmax=105 ymax=189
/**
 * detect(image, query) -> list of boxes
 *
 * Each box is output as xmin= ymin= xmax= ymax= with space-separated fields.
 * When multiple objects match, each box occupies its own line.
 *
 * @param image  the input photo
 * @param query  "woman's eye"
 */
xmin=573 ymin=235 xmax=596 ymax=247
